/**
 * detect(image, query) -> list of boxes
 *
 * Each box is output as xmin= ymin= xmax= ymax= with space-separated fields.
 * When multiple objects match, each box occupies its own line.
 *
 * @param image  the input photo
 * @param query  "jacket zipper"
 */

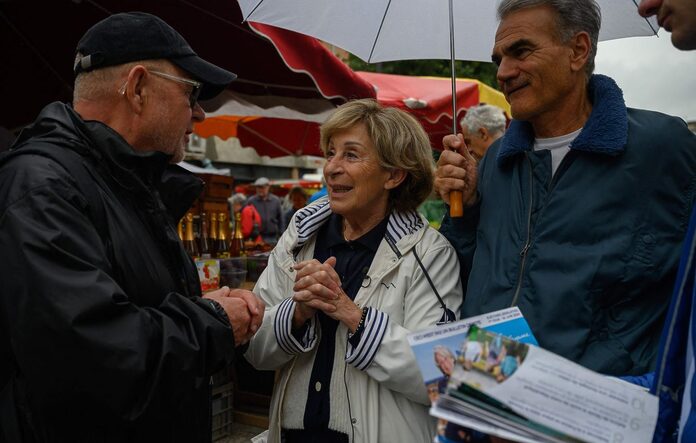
xmin=510 ymin=153 xmax=534 ymax=307
xmin=510 ymin=149 xmax=576 ymax=307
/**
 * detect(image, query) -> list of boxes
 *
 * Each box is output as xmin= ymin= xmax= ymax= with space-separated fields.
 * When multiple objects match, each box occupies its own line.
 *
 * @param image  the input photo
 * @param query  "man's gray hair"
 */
xmin=497 ymin=0 xmax=601 ymax=78
xmin=460 ymin=104 xmax=507 ymax=136
xmin=73 ymin=63 xmax=124 ymax=103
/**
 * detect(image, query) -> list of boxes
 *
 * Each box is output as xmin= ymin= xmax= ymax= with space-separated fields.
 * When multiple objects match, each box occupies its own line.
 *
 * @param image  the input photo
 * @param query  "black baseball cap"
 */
xmin=74 ymin=12 xmax=236 ymax=100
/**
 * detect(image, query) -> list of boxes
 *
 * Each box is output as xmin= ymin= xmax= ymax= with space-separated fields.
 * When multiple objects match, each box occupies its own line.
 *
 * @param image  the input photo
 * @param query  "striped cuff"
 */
xmin=274 ymin=298 xmax=318 ymax=355
xmin=345 ymin=307 xmax=389 ymax=371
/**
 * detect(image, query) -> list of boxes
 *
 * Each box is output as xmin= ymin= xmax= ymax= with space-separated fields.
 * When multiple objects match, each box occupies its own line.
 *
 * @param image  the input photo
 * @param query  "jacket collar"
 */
xmin=15 ymin=102 xmax=174 ymax=183
xmin=13 ymin=102 xmax=202 ymax=216
xmin=293 ymin=199 xmax=425 ymax=256
xmin=497 ymin=74 xmax=628 ymax=166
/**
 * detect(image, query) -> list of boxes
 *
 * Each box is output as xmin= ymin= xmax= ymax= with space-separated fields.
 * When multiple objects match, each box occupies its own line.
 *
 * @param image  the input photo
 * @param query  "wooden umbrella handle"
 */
xmin=450 ymin=191 xmax=463 ymax=217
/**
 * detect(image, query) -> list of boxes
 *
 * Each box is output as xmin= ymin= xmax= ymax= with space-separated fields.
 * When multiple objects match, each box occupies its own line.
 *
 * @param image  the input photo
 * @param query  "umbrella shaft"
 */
xmin=449 ymin=0 xmax=457 ymax=135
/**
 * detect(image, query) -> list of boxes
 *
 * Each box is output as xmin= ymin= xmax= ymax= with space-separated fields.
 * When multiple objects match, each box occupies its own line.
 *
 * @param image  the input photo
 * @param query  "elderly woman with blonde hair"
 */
xmin=245 ymin=99 xmax=462 ymax=443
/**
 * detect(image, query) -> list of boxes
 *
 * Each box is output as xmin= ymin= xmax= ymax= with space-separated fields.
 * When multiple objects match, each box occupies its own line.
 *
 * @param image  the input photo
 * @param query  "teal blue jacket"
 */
xmin=440 ymin=75 xmax=696 ymax=375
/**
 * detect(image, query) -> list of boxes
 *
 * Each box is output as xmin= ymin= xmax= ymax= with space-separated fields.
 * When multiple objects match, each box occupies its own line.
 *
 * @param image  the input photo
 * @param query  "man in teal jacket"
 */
xmin=435 ymin=0 xmax=696 ymax=377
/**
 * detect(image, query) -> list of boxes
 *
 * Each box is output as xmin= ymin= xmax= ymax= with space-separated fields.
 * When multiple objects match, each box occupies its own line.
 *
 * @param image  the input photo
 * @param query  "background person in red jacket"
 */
xmin=230 ymin=192 xmax=263 ymax=243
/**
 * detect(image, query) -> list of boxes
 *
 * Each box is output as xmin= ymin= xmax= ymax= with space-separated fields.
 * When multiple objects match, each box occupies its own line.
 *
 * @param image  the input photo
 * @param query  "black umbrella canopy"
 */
xmin=0 ymin=0 xmax=370 ymax=132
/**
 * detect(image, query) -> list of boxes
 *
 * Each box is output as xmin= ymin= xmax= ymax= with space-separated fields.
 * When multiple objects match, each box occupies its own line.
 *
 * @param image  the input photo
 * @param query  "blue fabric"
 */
xmin=308 ymin=186 xmax=327 ymax=203
xmin=621 ymin=372 xmax=655 ymax=390
xmin=648 ymin=205 xmax=696 ymax=443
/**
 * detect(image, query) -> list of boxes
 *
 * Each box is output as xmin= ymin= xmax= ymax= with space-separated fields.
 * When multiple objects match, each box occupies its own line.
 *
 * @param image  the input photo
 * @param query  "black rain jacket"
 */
xmin=0 ymin=102 xmax=236 ymax=442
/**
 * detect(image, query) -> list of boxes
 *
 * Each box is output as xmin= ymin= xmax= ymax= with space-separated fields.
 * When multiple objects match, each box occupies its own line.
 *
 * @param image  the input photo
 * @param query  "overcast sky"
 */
xmin=595 ymin=29 xmax=696 ymax=123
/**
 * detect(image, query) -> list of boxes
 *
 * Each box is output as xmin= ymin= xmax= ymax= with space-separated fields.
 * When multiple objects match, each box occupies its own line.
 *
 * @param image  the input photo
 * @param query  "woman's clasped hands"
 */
xmin=291 ymin=257 xmax=363 ymax=332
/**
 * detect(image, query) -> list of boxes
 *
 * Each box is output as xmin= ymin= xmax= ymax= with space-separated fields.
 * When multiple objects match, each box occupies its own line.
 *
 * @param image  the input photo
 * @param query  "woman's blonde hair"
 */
xmin=320 ymin=99 xmax=434 ymax=213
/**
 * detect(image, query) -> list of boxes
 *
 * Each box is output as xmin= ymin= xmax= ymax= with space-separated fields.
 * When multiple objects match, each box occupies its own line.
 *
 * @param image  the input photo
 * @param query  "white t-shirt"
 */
xmin=533 ymin=128 xmax=582 ymax=175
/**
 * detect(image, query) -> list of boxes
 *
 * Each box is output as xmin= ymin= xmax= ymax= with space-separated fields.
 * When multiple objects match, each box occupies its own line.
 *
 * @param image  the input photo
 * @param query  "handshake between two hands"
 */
xmin=202 ymin=256 xmax=364 ymax=346
xmin=203 ymin=287 xmax=265 ymax=346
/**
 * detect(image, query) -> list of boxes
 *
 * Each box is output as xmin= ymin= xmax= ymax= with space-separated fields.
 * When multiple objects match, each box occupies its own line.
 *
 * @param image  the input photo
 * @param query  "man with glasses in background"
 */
xmin=0 ymin=12 xmax=263 ymax=441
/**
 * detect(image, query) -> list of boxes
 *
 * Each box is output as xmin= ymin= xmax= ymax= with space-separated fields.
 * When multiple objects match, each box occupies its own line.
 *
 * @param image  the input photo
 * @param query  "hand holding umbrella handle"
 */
xmin=438 ymin=134 xmax=475 ymax=218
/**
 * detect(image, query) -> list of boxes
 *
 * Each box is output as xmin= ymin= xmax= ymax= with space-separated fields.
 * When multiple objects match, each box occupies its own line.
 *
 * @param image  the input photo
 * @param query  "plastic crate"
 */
xmin=212 ymin=382 xmax=234 ymax=441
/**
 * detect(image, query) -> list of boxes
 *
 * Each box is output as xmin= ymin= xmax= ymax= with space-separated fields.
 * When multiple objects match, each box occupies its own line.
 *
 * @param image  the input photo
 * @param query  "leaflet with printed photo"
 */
xmin=431 ymin=325 xmax=658 ymax=443
xmin=408 ymin=306 xmax=538 ymax=395
xmin=408 ymin=307 xmax=539 ymax=441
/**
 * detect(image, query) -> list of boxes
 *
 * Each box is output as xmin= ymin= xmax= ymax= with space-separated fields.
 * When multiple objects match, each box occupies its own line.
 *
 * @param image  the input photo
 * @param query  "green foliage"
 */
xmin=348 ymin=55 xmax=499 ymax=89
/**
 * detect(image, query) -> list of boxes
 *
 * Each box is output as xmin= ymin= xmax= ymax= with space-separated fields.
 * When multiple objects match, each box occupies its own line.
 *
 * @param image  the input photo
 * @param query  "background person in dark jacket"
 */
xmin=623 ymin=2 xmax=696 ymax=442
xmin=283 ymin=186 xmax=308 ymax=230
xmin=247 ymin=177 xmax=284 ymax=245
xmin=0 ymin=12 xmax=263 ymax=442
xmin=435 ymin=0 xmax=696 ymax=379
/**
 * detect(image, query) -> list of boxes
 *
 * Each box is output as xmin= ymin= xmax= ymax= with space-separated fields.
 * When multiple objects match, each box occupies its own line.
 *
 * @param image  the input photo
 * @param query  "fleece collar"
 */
xmin=497 ymin=74 xmax=628 ymax=166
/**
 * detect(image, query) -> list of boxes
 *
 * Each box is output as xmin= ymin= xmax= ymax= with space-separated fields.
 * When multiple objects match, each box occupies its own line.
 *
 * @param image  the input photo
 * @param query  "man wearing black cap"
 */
xmin=0 ymin=12 xmax=263 ymax=442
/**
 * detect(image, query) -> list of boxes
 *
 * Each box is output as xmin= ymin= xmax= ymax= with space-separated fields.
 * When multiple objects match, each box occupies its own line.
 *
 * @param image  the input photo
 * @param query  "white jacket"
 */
xmin=245 ymin=200 xmax=463 ymax=443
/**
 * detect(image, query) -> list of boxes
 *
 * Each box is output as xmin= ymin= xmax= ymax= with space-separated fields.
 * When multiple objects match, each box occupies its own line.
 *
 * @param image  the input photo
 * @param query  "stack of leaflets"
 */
xmin=408 ymin=308 xmax=658 ymax=443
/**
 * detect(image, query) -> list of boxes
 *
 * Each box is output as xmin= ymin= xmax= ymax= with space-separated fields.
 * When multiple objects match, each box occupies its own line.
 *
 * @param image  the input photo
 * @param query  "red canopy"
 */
xmin=194 ymin=115 xmax=321 ymax=158
xmin=356 ymin=71 xmax=509 ymax=148
xmin=0 ymin=0 xmax=375 ymax=132
xmin=194 ymin=71 xmax=509 ymax=156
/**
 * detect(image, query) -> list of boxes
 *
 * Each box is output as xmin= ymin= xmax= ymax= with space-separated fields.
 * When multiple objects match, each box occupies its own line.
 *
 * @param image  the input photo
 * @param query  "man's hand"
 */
xmin=203 ymin=288 xmax=264 ymax=346
xmin=227 ymin=289 xmax=265 ymax=335
xmin=435 ymin=133 xmax=479 ymax=208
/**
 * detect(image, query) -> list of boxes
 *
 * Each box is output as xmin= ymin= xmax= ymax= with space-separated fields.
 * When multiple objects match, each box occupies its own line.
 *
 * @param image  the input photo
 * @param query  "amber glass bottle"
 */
xmin=230 ymin=212 xmax=246 ymax=257
xmin=183 ymin=212 xmax=199 ymax=259
xmin=209 ymin=212 xmax=219 ymax=258
xmin=199 ymin=212 xmax=212 ymax=259
xmin=177 ymin=217 xmax=184 ymax=241
xmin=216 ymin=212 xmax=231 ymax=259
